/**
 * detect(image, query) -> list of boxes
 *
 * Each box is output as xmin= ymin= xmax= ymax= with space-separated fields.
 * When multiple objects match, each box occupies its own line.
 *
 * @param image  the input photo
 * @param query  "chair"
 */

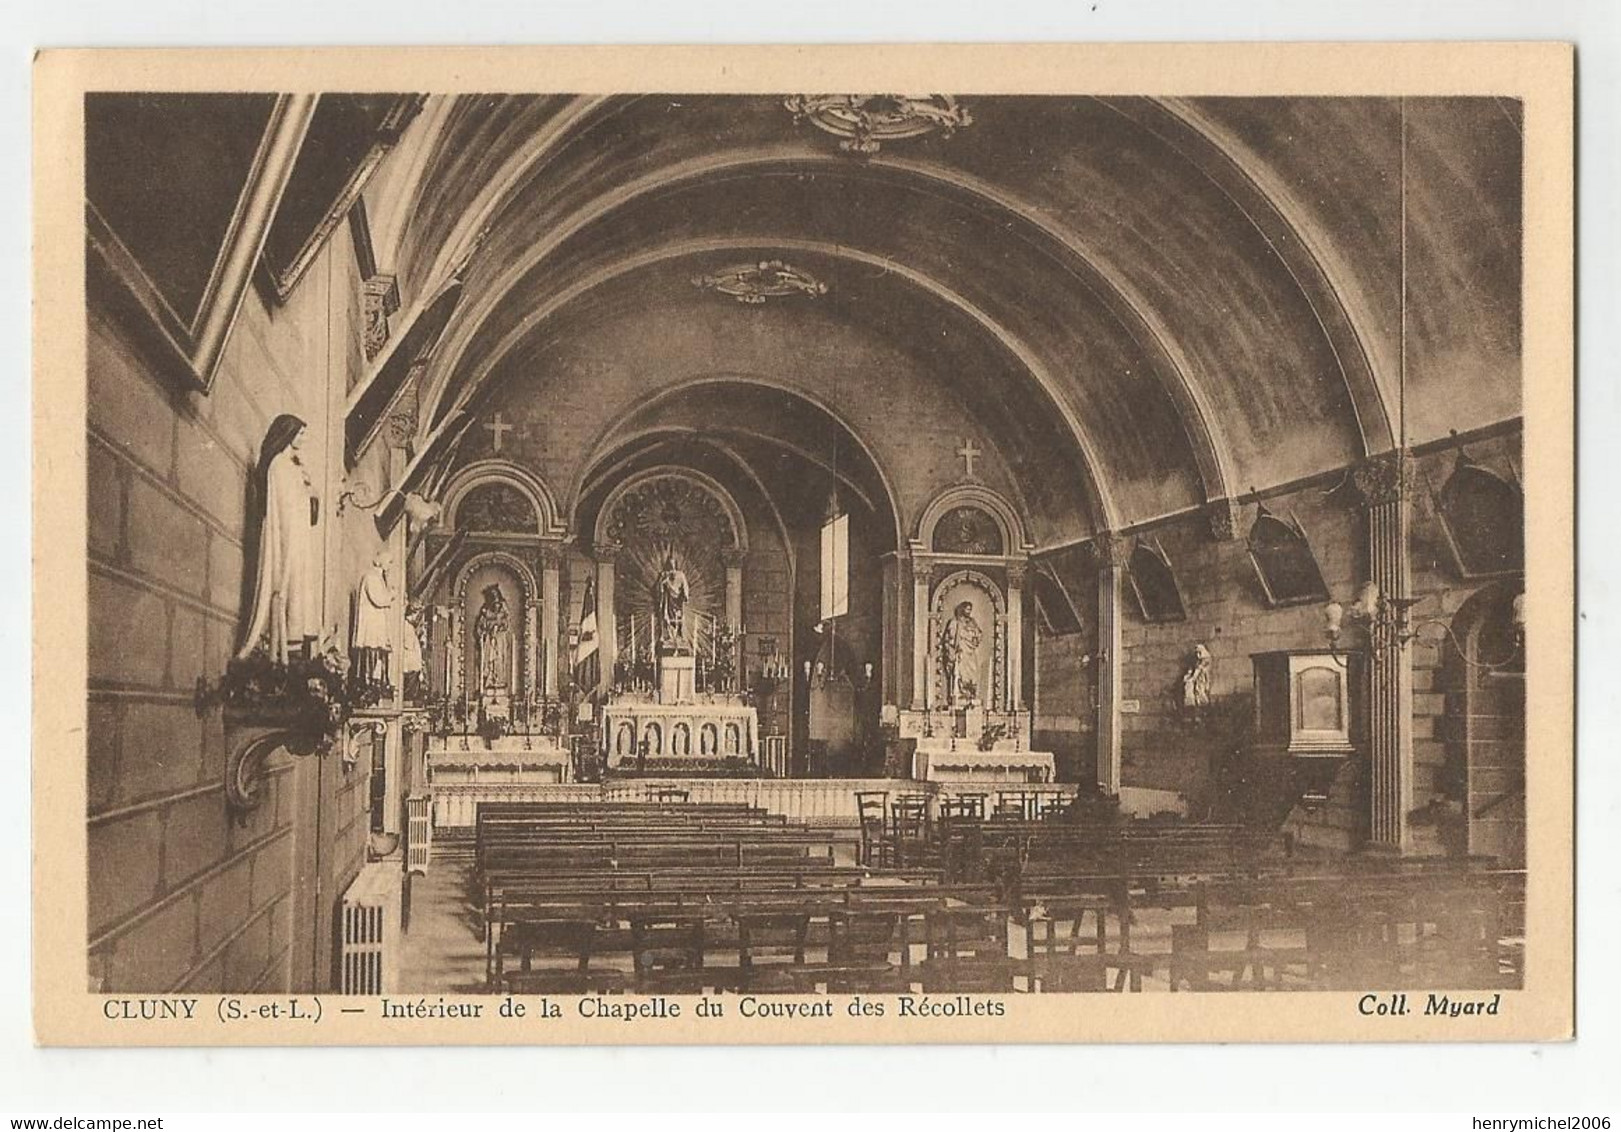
xmin=921 ymin=906 xmax=1015 ymax=992
xmin=938 ymin=794 xmax=985 ymax=822
xmin=1033 ymin=791 xmax=1069 ymax=820
xmin=1027 ymin=901 xmax=1111 ymax=992
xmin=629 ymin=913 xmax=708 ymax=991
xmin=890 ymin=795 xmax=931 ymax=868
xmin=855 ymin=790 xmax=891 ymax=867
xmin=993 ymin=791 xmax=1031 ymax=821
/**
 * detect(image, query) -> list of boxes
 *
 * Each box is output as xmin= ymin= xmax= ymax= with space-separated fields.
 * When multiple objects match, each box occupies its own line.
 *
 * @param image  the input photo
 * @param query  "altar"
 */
xmin=601 ymin=693 xmax=760 ymax=768
xmin=425 ymin=735 xmax=575 ymax=828
xmin=897 ymin=707 xmax=1055 ymax=784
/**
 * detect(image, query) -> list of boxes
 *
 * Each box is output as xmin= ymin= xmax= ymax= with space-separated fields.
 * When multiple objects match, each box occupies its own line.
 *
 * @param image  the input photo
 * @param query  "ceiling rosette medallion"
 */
xmin=783 ymin=94 xmax=972 ymax=155
xmin=691 ymin=260 xmax=829 ymax=305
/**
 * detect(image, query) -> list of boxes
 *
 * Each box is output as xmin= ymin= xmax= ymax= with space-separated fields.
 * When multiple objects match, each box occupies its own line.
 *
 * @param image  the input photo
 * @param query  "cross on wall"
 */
xmin=956 ymin=437 xmax=982 ymax=480
xmin=484 ymin=412 xmax=515 ymax=452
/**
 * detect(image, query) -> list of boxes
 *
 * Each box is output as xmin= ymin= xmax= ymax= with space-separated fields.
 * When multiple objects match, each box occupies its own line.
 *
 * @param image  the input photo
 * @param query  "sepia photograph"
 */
xmin=31 ymin=42 xmax=1575 ymax=1046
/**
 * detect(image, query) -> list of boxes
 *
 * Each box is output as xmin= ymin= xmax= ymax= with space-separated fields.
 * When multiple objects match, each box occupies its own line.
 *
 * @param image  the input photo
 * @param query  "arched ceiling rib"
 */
xmin=369 ymin=94 xmax=1521 ymax=538
xmin=413 ymin=146 xmax=1244 ymax=523
xmin=447 ymin=237 xmax=1121 ymax=531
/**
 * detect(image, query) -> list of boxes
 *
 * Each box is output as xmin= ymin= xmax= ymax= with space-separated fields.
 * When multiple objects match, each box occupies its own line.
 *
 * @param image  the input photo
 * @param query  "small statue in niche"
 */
xmin=1181 ymin=643 xmax=1213 ymax=713
xmin=474 ymin=583 xmax=515 ymax=694
xmin=237 ymin=414 xmax=321 ymax=666
xmin=351 ymin=553 xmax=396 ymax=687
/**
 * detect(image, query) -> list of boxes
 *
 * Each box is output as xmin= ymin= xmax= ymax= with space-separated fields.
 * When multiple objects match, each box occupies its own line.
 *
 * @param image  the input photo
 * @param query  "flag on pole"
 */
xmin=574 ymin=576 xmax=600 ymax=694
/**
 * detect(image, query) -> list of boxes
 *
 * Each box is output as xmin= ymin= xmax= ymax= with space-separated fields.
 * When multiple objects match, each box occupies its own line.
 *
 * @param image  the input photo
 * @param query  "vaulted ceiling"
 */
xmin=363 ymin=93 xmax=1523 ymax=548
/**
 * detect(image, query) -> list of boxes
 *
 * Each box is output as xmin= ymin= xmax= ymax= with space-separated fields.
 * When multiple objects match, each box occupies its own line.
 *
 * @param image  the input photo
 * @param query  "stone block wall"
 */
xmin=1030 ymin=423 xmax=1523 ymax=848
xmin=87 ymin=233 xmax=376 ymax=993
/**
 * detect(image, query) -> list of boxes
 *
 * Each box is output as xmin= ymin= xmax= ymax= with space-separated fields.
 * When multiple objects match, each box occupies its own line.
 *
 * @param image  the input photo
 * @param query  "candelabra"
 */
xmin=1324 ymin=580 xmax=1524 ymax=671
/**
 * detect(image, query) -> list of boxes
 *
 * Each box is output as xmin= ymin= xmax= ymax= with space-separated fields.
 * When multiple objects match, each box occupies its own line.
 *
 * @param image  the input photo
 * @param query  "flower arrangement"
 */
xmin=214 ymin=636 xmax=353 ymax=752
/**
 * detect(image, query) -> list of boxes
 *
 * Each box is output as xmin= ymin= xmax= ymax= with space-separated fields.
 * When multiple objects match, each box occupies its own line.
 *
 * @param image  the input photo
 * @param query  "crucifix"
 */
xmin=956 ymin=437 xmax=982 ymax=480
xmin=484 ymin=412 xmax=514 ymax=453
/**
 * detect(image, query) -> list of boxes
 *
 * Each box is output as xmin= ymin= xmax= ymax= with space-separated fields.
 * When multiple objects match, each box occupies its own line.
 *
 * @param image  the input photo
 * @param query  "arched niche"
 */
xmin=1438 ymin=581 xmax=1525 ymax=866
xmin=927 ymin=568 xmax=1010 ymax=713
xmin=915 ymin=483 xmax=1029 ymax=556
xmin=591 ymin=466 xmax=750 ymax=665
xmin=441 ymin=459 xmax=566 ymax=539
xmin=449 ymin=550 xmax=539 ymax=729
xmin=907 ymin=484 xmax=1032 ymax=713
xmin=1434 ymin=457 xmax=1524 ymax=579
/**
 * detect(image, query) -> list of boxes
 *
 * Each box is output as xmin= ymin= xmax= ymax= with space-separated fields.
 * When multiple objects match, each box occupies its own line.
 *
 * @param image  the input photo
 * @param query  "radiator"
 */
xmin=338 ymin=861 xmax=400 ymax=995
xmin=405 ymin=793 xmax=433 ymax=875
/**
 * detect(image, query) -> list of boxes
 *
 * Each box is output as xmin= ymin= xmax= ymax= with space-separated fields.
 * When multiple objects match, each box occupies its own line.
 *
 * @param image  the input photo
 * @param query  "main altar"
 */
xmin=601 ymin=692 xmax=760 ymax=768
xmin=598 ymin=607 xmax=760 ymax=770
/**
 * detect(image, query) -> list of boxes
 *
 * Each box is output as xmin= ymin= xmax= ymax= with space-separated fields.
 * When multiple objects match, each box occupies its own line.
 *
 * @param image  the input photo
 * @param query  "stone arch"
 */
xmin=917 ymin=484 xmax=1030 ymax=555
xmin=1438 ymin=581 xmax=1525 ymax=866
xmin=575 ymin=373 xmax=906 ymax=554
xmin=591 ymin=466 xmax=748 ymax=555
xmin=442 ymin=459 xmax=565 ymax=538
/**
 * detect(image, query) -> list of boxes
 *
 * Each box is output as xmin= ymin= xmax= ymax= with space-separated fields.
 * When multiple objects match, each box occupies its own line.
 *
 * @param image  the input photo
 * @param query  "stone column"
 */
xmin=539 ymin=546 xmax=561 ymax=699
xmin=1091 ymin=532 xmax=1130 ymax=795
xmin=595 ymin=544 xmax=618 ymax=696
xmin=721 ymin=546 xmax=745 ymax=632
xmin=1006 ymin=560 xmax=1027 ymax=714
xmin=881 ymin=552 xmax=902 ymax=706
xmin=912 ymin=556 xmax=933 ymax=709
xmin=1355 ymin=452 xmax=1416 ymax=852
xmin=445 ymin=606 xmax=460 ymax=702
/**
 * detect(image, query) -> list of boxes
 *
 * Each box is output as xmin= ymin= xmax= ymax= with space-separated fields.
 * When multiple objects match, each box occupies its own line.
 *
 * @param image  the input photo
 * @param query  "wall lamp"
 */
xmin=1323 ymin=580 xmax=1524 ymax=671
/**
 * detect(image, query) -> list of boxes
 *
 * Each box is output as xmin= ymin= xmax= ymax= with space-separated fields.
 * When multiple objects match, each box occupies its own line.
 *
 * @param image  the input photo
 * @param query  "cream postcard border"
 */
xmin=31 ymin=42 xmax=1575 ymax=1046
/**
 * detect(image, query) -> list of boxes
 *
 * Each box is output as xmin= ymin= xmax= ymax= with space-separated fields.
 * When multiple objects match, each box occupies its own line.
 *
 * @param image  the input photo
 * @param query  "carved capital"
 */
xmin=1205 ymin=497 xmax=1243 ymax=542
xmin=719 ymin=546 xmax=748 ymax=569
xmin=1088 ymin=531 xmax=1133 ymax=570
xmin=382 ymin=409 xmax=416 ymax=450
xmin=1005 ymin=560 xmax=1029 ymax=587
xmin=361 ymin=273 xmax=400 ymax=362
xmin=1353 ymin=452 xmax=1415 ymax=508
xmin=537 ymin=545 xmax=564 ymax=572
xmin=593 ymin=541 xmax=621 ymax=564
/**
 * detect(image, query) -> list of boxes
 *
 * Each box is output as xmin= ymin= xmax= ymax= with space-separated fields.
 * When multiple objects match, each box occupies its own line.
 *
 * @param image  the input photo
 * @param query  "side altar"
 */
xmin=898 ymin=484 xmax=1055 ymax=785
xmin=426 ymin=734 xmax=574 ymax=828
xmin=898 ymin=707 xmax=1055 ymax=784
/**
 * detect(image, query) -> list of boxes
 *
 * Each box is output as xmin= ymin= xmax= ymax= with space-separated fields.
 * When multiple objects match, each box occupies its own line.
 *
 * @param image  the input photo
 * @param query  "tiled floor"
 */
xmin=398 ymin=852 xmax=490 ymax=993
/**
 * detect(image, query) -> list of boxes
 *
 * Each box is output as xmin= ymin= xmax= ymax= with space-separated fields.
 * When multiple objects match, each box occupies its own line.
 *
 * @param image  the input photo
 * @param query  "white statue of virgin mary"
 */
xmin=237 ymin=414 xmax=321 ymax=665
